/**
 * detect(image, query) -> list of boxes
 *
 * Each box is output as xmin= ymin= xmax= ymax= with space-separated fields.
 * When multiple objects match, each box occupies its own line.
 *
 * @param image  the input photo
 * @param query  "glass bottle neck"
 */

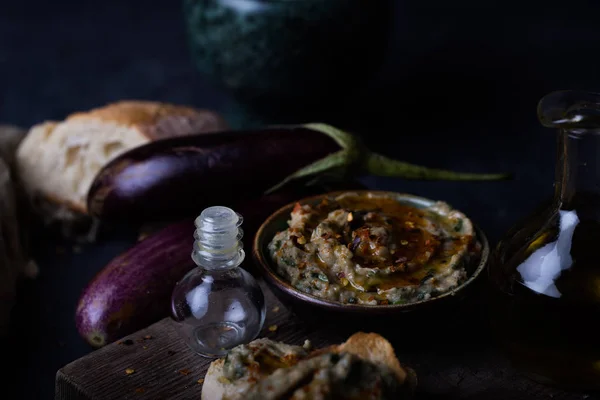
xmin=555 ymin=129 xmax=600 ymax=210
xmin=192 ymin=248 xmax=245 ymax=271
xmin=191 ymin=206 xmax=245 ymax=271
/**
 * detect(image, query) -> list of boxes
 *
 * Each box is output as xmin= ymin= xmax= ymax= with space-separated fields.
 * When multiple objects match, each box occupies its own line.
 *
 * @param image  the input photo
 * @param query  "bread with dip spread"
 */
xmin=202 ymin=332 xmax=416 ymax=400
xmin=14 ymin=100 xmax=227 ymax=237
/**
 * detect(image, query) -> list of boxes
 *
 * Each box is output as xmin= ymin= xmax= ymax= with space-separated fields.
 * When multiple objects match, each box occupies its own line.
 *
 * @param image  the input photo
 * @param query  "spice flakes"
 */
xmin=137 ymin=335 xmax=153 ymax=343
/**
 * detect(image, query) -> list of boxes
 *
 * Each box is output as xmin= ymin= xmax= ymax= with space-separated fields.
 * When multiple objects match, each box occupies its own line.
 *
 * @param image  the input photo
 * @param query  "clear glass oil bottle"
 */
xmin=170 ymin=206 xmax=266 ymax=358
xmin=489 ymin=90 xmax=600 ymax=390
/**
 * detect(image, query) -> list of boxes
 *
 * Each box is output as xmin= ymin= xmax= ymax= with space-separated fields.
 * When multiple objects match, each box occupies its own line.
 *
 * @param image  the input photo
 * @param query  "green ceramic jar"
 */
xmin=183 ymin=0 xmax=392 ymax=124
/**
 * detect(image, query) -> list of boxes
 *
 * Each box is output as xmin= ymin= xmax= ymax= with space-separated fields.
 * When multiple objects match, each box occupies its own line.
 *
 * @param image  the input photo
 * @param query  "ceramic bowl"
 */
xmin=252 ymin=190 xmax=490 ymax=328
xmin=183 ymin=0 xmax=392 ymax=121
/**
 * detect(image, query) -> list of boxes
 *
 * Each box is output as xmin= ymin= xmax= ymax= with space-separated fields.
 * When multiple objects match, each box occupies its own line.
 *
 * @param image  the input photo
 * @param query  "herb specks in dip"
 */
xmin=268 ymin=192 xmax=480 ymax=305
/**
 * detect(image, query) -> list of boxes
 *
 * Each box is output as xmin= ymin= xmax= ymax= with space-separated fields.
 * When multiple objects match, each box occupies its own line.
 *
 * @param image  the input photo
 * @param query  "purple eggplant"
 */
xmin=75 ymin=181 xmax=368 ymax=347
xmin=75 ymin=218 xmax=194 ymax=348
xmin=87 ymin=123 xmax=509 ymax=222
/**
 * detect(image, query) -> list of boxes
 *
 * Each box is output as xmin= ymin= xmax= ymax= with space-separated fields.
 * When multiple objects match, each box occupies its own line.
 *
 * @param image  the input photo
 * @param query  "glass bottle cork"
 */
xmin=170 ymin=206 xmax=266 ymax=358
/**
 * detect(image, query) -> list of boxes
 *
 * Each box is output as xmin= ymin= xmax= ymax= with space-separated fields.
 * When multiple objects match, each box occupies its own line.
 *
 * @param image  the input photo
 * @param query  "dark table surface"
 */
xmin=2 ymin=0 xmax=600 ymax=398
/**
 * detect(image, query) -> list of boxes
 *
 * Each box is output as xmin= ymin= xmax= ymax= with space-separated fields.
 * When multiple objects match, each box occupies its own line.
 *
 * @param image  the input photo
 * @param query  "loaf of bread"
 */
xmin=202 ymin=332 xmax=416 ymax=400
xmin=15 ymin=101 xmax=228 ymax=220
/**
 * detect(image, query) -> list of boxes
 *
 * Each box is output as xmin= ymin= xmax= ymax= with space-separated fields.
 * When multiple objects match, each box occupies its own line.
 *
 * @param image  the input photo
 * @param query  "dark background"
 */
xmin=2 ymin=0 xmax=600 ymax=398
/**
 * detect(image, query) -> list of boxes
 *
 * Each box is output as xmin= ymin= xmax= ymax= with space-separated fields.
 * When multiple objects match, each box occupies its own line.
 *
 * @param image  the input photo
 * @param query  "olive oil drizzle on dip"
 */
xmin=268 ymin=193 xmax=479 ymax=305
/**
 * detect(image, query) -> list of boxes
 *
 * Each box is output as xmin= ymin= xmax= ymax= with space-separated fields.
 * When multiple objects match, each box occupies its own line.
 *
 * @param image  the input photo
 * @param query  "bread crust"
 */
xmin=67 ymin=100 xmax=228 ymax=140
xmin=202 ymin=359 xmax=225 ymax=400
xmin=336 ymin=332 xmax=407 ymax=384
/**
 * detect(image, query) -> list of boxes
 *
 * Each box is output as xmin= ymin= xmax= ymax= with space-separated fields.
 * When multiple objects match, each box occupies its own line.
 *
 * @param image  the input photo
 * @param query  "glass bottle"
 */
xmin=170 ymin=206 xmax=266 ymax=358
xmin=489 ymin=90 xmax=600 ymax=390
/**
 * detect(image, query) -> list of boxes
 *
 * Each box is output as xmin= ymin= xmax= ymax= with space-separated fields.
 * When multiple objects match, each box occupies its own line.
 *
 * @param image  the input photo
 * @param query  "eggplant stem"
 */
xmin=301 ymin=123 xmax=361 ymax=153
xmin=364 ymin=152 xmax=512 ymax=181
xmin=265 ymin=123 xmax=511 ymax=194
xmin=264 ymin=150 xmax=349 ymax=194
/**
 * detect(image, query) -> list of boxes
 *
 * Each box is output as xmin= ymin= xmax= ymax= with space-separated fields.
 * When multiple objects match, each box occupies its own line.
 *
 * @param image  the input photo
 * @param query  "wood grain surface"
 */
xmin=56 ymin=280 xmax=599 ymax=400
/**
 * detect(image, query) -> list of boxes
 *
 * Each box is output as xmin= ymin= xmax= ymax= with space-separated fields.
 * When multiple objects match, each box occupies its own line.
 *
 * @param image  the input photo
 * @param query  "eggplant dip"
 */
xmin=201 ymin=332 xmax=416 ymax=400
xmin=267 ymin=192 xmax=480 ymax=305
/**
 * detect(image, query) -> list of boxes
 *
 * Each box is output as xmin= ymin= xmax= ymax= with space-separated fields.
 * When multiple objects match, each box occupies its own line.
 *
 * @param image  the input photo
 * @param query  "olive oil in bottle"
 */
xmin=489 ymin=90 xmax=600 ymax=390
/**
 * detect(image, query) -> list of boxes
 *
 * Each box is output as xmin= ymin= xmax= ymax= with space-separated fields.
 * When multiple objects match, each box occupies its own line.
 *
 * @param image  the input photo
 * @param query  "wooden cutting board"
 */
xmin=55 ymin=281 xmax=598 ymax=400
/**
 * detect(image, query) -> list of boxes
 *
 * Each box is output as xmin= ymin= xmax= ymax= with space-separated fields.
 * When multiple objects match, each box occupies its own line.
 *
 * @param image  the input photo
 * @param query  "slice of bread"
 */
xmin=15 ymin=100 xmax=228 ymax=219
xmin=202 ymin=332 xmax=416 ymax=400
